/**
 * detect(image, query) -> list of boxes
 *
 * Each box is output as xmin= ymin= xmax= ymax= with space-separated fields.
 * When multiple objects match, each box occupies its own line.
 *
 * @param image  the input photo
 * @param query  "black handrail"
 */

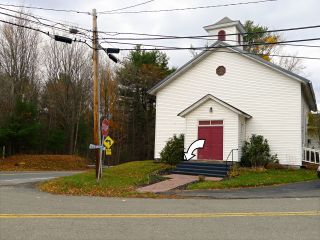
xmin=225 ymin=148 xmax=238 ymax=168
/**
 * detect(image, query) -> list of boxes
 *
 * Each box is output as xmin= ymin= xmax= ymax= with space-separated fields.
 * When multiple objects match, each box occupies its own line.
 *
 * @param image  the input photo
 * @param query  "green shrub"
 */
xmin=160 ymin=134 xmax=184 ymax=165
xmin=240 ymin=134 xmax=278 ymax=168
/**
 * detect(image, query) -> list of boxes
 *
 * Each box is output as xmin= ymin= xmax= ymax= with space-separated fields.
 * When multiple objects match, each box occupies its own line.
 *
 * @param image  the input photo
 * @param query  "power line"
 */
xmin=99 ymin=0 xmax=278 ymax=14
xmin=1 ymin=16 xmax=319 ymax=60
xmin=0 ymin=6 xmax=90 ymax=32
xmin=0 ymin=18 xmax=49 ymax=35
xmin=118 ymin=47 xmax=320 ymax=60
xmin=98 ymin=24 xmax=320 ymax=41
xmin=0 ymin=7 xmax=93 ymax=40
xmin=100 ymin=39 xmax=320 ymax=49
xmin=103 ymin=38 xmax=320 ymax=60
xmin=0 ymin=5 xmax=98 ymax=41
xmin=0 ymin=3 xmax=318 ymax=44
xmin=114 ymin=37 xmax=320 ymax=50
xmin=99 ymin=0 xmax=156 ymax=14
xmin=4 ymin=9 xmax=318 ymax=45
xmin=0 ymin=11 xmax=71 ymax=34
xmin=0 ymin=3 xmax=90 ymax=15
xmin=0 ymin=18 xmax=89 ymax=46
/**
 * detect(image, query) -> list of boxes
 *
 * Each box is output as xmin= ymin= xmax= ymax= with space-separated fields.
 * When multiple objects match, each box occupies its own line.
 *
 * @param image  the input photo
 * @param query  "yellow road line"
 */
xmin=0 ymin=211 xmax=319 ymax=219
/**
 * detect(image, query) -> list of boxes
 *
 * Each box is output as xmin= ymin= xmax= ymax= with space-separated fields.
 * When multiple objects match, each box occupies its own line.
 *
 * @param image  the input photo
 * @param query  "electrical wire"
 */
xmin=100 ymin=39 xmax=320 ymax=49
xmin=0 ymin=11 xmax=71 ymax=34
xmin=116 ymin=47 xmax=320 ymax=60
xmin=0 ymin=3 xmax=319 ymax=45
xmin=98 ymin=24 xmax=320 ymax=41
xmin=99 ymin=0 xmax=156 ymax=14
xmin=0 ymin=8 xmax=92 ymax=40
xmin=0 ymin=3 xmax=90 ymax=14
xmin=0 ymin=0 xmax=277 ymax=15
xmin=99 ymin=0 xmax=278 ymax=14
xmin=0 ymin=6 xmax=90 ymax=32
xmin=113 ymin=37 xmax=320 ymax=50
xmin=0 ymin=18 xmax=49 ymax=35
xmin=0 ymin=18 xmax=89 ymax=45
xmin=1 ymin=17 xmax=320 ymax=60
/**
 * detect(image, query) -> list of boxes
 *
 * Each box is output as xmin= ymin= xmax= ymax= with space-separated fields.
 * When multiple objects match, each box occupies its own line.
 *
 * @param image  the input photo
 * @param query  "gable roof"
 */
xmin=178 ymin=94 xmax=252 ymax=119
xmin=148 ymin=41 xmax=317 ymax=111
xmin=203 ymin=17 xmax=246 ymax=33
xmin=212 ymin=17 xmax=234 ymax=25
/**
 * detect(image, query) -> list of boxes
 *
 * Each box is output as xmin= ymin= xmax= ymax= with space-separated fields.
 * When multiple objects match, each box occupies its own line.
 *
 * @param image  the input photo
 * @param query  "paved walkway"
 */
xmin=137 ymin=174 xmax=221 ymax=193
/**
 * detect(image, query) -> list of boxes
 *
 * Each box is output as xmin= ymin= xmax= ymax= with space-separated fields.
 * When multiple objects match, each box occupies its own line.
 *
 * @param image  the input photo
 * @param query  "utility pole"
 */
xmin=52 ymin=9 xmax=119 ymax=181
xmin=92 ymin=8 xmax=101 ymax=180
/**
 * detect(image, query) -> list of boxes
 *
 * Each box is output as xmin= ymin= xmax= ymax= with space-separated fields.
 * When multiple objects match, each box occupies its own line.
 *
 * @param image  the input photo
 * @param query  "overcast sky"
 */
xmin=1 ymin=0 xmax=319 ymax=107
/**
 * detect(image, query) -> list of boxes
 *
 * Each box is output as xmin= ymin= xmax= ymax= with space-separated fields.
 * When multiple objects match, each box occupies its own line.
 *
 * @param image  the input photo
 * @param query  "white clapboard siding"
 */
xmin=184 ymin=99 xmax=239 ymax=161
xmin=154 ymin=48 xmax=303 ymax=165
xmin=238 ymin=116 xmax=246 ymax=161
xmin=206 ymin=26 xmax=243 ymax=49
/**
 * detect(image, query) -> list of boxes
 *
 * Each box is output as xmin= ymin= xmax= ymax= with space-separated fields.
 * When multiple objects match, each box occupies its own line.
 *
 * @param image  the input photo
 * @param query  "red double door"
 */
xmin=198 ymin=121 xmax=223 ymax=160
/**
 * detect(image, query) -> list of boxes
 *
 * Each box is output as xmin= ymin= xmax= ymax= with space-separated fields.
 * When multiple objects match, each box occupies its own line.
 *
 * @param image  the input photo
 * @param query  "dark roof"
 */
xmin=148 ymin=41 xmax=317 ymax=111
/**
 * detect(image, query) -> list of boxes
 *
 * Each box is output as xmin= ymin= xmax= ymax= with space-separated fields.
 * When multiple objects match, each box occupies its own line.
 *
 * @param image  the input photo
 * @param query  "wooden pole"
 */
xmin=92 ymin=9 xmax=101 ymax=180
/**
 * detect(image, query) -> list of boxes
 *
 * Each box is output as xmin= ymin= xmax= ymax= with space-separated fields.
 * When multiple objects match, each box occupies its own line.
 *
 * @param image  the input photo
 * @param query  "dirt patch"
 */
xmin=0 ymin=155 xmax=89 ymax=171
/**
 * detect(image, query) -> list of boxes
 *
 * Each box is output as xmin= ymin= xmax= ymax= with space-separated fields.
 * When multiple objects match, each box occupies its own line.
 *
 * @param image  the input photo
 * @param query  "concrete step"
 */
xmin=177 ymin=164 xmax=229 ymax=171
xmin=175 ymin=167 xmax=228 ymax=174
xmin=173 ymin=161 xmax=230 ymax=178
xmin=171 ymin=169 xmax=227 ymax=178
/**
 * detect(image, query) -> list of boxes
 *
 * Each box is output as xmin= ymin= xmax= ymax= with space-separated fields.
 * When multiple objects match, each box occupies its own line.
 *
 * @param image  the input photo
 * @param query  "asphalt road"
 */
xmin=173 ymin=180 xmax=320 ymax=199
xmin=0 ymin=171 xmax=81 ymax=186
xmin=0 ymin=173 xmax=319 ymax=240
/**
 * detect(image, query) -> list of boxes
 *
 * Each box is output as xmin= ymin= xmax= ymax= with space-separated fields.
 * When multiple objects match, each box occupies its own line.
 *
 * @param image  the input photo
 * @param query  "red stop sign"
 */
xmin=101 ymin=119 xmax=109 ymax=137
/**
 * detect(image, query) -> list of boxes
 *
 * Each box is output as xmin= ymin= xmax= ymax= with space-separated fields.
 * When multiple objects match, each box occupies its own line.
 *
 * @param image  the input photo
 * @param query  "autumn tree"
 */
xmin=42 ymin=41 xmax=92 ymax=154
xmin=115 ymin=46 xmax=175 ymax=161
xmin=0 ymin=11 xmax=41 ymax=154
xmin=308 ymin=112 xmax=320 ymax=147
xmin=243 ymin=20 xmax=305 ymax=73
xmin=243 ymin=20 xmax=280 ymax=61
xmin=99 ymin=62 xmax=126 ymax=164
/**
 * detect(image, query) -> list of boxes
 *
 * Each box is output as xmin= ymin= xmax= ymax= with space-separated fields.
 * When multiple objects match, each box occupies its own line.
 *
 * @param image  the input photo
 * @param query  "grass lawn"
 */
xmin=0 ymin=155 xmax=89 ymax=171
xmin=39 ymin=160 xmax=171 ymax=197
xmin=188 ymin=168 xmax=318 ymax=190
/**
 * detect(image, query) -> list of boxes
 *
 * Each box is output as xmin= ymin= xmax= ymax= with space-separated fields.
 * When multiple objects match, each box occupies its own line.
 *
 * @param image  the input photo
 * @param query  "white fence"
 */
xmin=303 ymin=147 xmax=320 ymax=165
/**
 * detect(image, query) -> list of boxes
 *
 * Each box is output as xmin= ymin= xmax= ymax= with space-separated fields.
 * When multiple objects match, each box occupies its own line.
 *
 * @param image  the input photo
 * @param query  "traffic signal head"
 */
xmin=108 ymin=53 xmax=118 ymax=63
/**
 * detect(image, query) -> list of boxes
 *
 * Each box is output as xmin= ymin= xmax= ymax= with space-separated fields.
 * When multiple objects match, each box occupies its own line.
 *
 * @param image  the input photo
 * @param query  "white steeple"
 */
xmin=203 ymin=17 xmax=246 ymax=49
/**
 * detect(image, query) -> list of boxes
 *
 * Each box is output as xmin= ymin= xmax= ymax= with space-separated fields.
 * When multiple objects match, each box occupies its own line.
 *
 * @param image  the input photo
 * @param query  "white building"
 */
xmin=148 ymin=17 xmax=317 ymax=166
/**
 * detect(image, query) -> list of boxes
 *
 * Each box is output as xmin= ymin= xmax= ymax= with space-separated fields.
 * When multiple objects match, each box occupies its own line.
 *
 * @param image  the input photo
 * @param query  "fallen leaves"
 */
xmin=0 ymin=154 xmax=89 ymax=171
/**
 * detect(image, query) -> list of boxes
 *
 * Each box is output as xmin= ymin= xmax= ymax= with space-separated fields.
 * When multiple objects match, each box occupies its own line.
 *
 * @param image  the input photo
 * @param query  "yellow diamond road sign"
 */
xmin=103 ymin=136 xmax=114 ymax=149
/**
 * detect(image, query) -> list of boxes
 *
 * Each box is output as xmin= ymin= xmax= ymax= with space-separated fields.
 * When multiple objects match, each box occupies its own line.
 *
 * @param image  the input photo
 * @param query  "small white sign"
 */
xmin=89 ymin=144 xmax=105 ymax=150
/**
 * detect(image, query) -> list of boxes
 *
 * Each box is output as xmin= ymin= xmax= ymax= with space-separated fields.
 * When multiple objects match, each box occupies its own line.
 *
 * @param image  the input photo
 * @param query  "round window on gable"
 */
xmin=216 ymin=66 xmax=226 ymax=76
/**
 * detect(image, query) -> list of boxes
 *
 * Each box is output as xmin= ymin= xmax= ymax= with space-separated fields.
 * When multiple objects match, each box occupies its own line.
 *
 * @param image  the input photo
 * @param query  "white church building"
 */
xmin=148 ymin=17 xmax=317 ymax=166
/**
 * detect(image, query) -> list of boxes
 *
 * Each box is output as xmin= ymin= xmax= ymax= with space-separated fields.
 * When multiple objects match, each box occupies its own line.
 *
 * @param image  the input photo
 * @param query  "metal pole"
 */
xmin=92 ymin=9 xmax=101 ymax=180
xmin=2 ymin=146 xmax=5 ymax=160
